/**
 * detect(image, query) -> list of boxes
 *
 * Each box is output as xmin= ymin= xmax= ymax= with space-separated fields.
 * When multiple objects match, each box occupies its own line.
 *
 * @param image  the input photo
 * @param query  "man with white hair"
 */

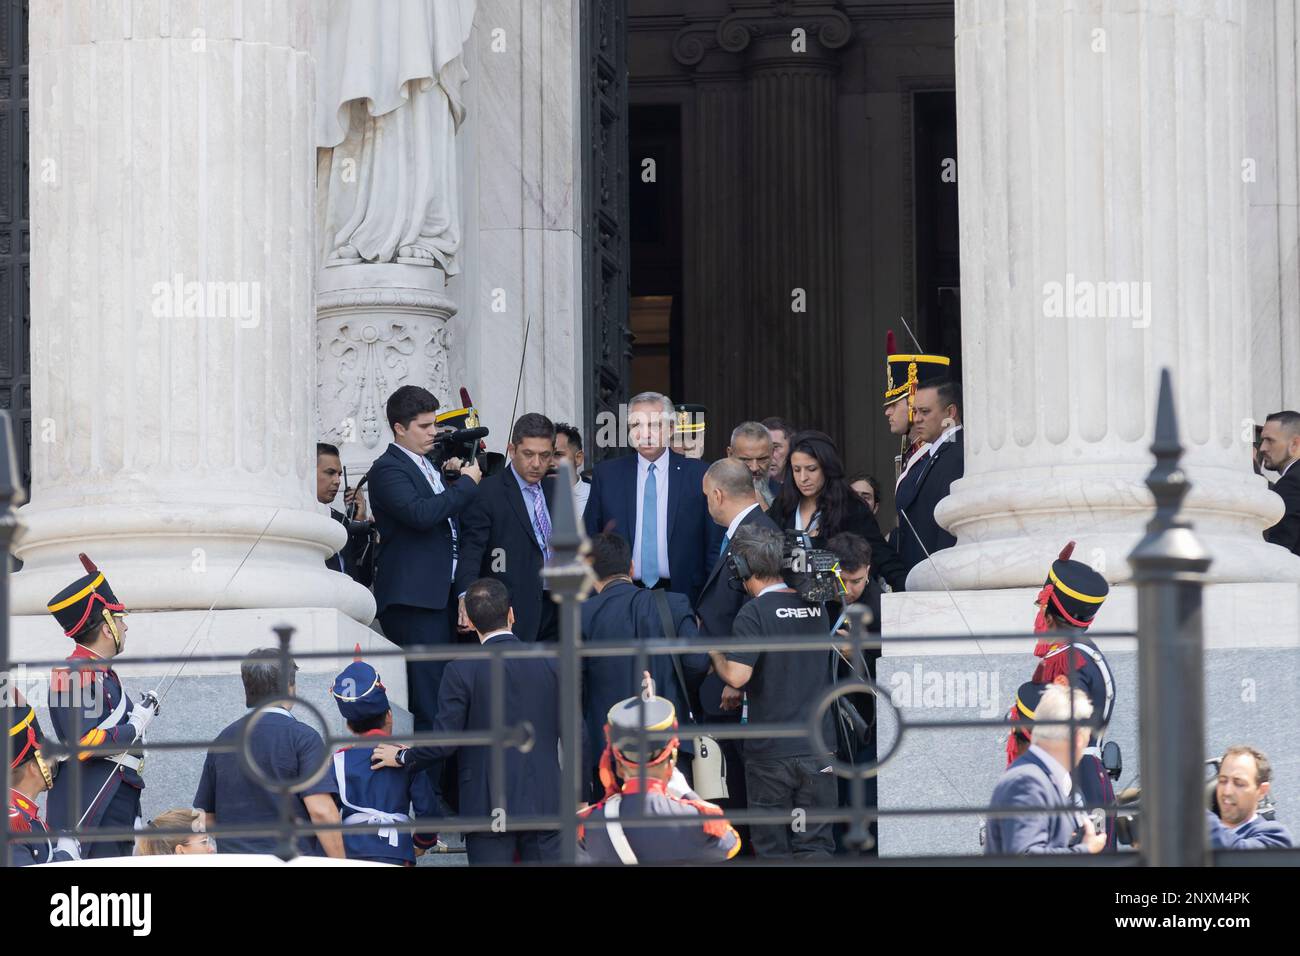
xmin=985 ymin=684 xmax=1107 ymax=855
xmin=584 ymin=391 xmax=722 ymax=605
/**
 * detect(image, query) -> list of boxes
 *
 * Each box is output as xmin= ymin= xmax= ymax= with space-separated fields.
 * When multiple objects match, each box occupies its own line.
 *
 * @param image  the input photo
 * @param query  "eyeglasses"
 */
xmin=734 ymin=456 xmax=771 ymax=466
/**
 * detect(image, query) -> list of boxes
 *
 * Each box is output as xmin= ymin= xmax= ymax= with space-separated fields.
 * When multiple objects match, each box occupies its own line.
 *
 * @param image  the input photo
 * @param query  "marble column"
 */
xmin=911 ymin=0 xmax=1300 ymax=593
xmin=1245 ymin=0 xmax=1300 ymax=418
xmin=672 ymin=24 xmax=750 ymax=444
xmin=730 ymin=8 xmax=850 ymax=445
xmin=15 ymin=0 xmax=374 ymax=624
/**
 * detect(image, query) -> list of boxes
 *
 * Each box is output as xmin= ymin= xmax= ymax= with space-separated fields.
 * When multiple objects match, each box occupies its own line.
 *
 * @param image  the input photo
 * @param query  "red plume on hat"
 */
xmin=1058 ymin=541 xmax=1075 ymax=561
xmin=886 ymin=329 xmax=897 ymax=354
xmin=79 ymin=553 xmax=98 ymax=574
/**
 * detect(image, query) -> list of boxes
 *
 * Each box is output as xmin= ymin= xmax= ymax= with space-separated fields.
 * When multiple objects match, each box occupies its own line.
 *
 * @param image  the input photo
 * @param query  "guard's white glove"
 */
xmin=55 ymin=837 xmax=82 ymax=860
xmin=127 ymin=693 xmax=160 ymax=737
xmin=667 ymin=767 xmax=694 ymax=800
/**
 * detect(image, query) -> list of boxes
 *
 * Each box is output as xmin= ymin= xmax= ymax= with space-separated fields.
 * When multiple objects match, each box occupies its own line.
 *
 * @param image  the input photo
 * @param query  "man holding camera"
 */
xmin=454 ymin=413 xmax=559 ymax=643
xmin=368 ymin=385 xmax=482 ymax=733
xmin=708 ymin=525 xmax=838 ymax=858
xmin=1208 ymin=745 xmax=1293 ymax=849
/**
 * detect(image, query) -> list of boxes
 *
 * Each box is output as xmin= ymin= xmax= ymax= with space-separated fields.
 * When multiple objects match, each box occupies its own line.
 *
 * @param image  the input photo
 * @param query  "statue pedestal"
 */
xmin=315 ymin=263 xmax=458 ymax=477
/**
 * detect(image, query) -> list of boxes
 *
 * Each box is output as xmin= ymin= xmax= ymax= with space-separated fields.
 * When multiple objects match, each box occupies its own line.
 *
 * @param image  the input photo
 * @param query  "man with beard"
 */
xmin=727 ymin=421 xmax=777 ymax=509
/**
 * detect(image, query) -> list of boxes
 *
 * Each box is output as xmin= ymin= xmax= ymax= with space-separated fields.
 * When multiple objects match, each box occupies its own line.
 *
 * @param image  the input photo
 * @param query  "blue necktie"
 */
xmin=719 ymin=534 xmax=730 ymax=559
xmin=641 ymin=463 xmax=660 ymax=587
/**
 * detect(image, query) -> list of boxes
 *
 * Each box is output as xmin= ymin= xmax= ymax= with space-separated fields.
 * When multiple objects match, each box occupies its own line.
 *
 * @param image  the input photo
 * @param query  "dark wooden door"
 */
xmin=581 ymin=0 xmax=631 ymax=464
xmin=0 ymin=0 xmax=28 ymax=495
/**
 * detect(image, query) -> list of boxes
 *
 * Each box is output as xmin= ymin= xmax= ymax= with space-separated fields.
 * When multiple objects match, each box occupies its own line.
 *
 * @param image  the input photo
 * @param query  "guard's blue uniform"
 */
xmin=7 ymin=791 xmax=77 ymax=866
xmin=577 ymin=777 xmax=741 ymax=864
xmin=333 ymin=731 xmax=440 ymax=865
xmin=331 ymin=659 xmax=440 ymax=864
xmin=46 ymin=644 xmax=144 ymax=856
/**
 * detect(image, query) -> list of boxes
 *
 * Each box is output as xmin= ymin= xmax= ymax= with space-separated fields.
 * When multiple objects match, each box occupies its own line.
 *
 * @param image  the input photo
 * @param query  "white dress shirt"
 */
xmin=1028 ymin=743 xmax=1083 ymax=826
xmin=633 ymin=448 xmax=672 ymax=580
xmin=572 ymin=477 xmax=591 ymax=520
xmin=725 ymin=502 xmax=759 ymax=542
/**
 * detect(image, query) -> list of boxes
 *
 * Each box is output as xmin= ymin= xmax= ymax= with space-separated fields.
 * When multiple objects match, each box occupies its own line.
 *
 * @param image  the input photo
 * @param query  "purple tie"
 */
xmin=528 ymin=482 xmax=552 ymax=561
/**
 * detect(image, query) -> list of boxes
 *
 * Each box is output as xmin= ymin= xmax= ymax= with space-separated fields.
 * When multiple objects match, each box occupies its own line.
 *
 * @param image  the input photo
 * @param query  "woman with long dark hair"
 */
xmin=769 ymin=431 xmax=908 ymax=591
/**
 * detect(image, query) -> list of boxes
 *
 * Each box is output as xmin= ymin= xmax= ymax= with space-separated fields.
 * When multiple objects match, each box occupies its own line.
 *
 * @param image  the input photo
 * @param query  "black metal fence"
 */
xmin=2 ymin=371 xmax=1295 ymax=866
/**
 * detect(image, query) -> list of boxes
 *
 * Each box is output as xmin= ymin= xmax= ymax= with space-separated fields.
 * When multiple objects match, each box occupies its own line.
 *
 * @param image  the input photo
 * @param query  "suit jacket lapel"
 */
xmin=900 ymin=431 xmax=961 ymax=512
xmin=702 ymin=504 xmax=759 ymax=592
xmin=896 ymin=451 xmax=931 ymax=513
xmin=391 ymin=444 xmax=434 ymax=498
xmin=618 ymin=454 xmax=638 ymax=539
xmin=666 ymin=451 xmax=684 ymax=545
xmin=505 ymin=468 xmax=542 ymax=552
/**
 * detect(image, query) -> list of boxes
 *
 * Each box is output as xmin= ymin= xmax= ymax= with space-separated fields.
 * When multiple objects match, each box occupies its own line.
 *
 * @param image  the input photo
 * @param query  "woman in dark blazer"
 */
xmin=768 ymin=430 xmax=908 ymax=592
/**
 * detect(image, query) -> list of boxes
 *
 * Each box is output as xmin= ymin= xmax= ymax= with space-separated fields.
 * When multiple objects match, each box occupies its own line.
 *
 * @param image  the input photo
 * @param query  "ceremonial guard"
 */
xmin=8 ymin=692 xmax=80 ymax=865
xmin=671 ymin=403 xmax=708 ymax=460
xmin=577 ymin=694 xmax=741 ymax=864
xmin=45 ymin=554 xmax=158 ymax=858
xmin=882 ymin=330 xmax=950 ymax=488
xmin=1022 ymin=541 xmax=1118 ymax=851
xmin=331 ymin=659 xmax=441 ymax=865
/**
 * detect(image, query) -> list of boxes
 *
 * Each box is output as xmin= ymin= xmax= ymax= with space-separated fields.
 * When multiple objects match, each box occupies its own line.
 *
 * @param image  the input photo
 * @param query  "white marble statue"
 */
xmin=316 ymin=0 xmax=476 ymax=274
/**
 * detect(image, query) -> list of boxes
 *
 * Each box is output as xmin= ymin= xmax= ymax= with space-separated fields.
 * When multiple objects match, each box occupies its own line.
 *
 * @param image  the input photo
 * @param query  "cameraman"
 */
xmin=1208 ymin=745 xmax=1293 ymax=849
xmin=708 ymin=525 xmax=837 ymax=859
xmin=368 ymin=385 xmax=482 ymax=736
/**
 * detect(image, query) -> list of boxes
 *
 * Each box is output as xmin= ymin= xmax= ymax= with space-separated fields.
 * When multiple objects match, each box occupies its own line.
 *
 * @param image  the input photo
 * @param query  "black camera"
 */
xmin=782 ymin=530 xmax=845 ymax=604
xmin=427 ymin=426 xmax=490 ymax=476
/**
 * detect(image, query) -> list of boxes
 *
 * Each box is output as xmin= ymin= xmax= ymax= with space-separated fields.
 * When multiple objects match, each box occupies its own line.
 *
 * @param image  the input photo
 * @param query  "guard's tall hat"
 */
xmin=1035 ymin=540 xmax=1109 ymax=630
xmin=8 ymin=691 xmax=54 ymax=788
xmin=883 ymin=329 xmax=950 ymax=421
xmin=46 ymin=553 xmax=126 ymax=641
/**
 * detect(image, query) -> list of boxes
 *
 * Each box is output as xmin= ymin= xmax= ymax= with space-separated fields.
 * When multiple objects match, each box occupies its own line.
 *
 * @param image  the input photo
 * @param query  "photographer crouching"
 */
xmin=708 ymin=525 xmax=838 ymax=859
xmin=1208 ymin=746 xmax=1293 ymax=850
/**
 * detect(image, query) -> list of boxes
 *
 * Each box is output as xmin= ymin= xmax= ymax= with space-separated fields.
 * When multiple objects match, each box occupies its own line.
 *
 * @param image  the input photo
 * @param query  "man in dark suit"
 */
xmin=317 ymin=442 xmax=375 ymax=585
xmin=1260 ymin=410 xmax=1300 ymax=555
xmin=454 ymin=413 xmax=558 ymax=643
xmin=580 ymin=532 xmax=708 ymax=799
xmin=367 ymin=385 xmax=482 ymax=733
xmin=985 ymin=685 xmax=1106 ymax=855
xmin=895 ymin=379 xmax=964 ymax=577
xmin=694 ymin=457 xmax=781 ymax=823
xmin=372 ymin=578 xmax=562 ymax=864
xmin=584 ymin=391 xmax=722 ymax=605
xmin=727 ymin=420 xmax=778 ymax=509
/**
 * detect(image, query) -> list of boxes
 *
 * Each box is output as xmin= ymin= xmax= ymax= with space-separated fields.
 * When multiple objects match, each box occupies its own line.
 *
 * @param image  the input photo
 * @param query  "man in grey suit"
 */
xmin=985 ymin=685 xmax=1107 ymax=855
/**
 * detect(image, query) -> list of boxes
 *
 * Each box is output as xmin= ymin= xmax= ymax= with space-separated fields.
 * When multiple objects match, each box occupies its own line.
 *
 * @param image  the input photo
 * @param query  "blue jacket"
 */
xmin=403 ymin=633 xmax=562 ymax=819
xmin=1207 ymin=809 xmax=1294 ymax=849
xmin=985 ymin=750 xmax=1090 ymax=855
xmin=453 ymin=467 xmax=556 ymax=642
xmin=367 ymin=443 xmax=480 ymax=615
xmin=332 ymin=735 xmax=440 ymax=864
xmin=583 ymin=451 xmax=723 ymax=605
xmin=8 ymin=792 xmax=77 ymax=866
xmin=46 ymin=646 xmax=143 ymax=831
xmin=580 ymin=580 xmax=709 ymax=778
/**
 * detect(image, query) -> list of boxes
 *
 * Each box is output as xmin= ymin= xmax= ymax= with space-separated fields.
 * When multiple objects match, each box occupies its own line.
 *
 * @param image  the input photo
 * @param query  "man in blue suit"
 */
xmin=367 ymin=384 xmax=483 ymax=733
xmin=584 ymin=391 xmax=723 ymax=606
xmin=454 ymin=412 xmax=559 ymax=642
xmin=372 ymin=578 xmax=562 ymax=864
xmin=580 ymin=532 xmax=708 ymax=799
xmin=985 ymin=684 xmax=1106 ymax=855
xmin=894 ymin=379 xmax=963 ymax=577
xmin=1208 ymin=745 xmax=1294 ymax=849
